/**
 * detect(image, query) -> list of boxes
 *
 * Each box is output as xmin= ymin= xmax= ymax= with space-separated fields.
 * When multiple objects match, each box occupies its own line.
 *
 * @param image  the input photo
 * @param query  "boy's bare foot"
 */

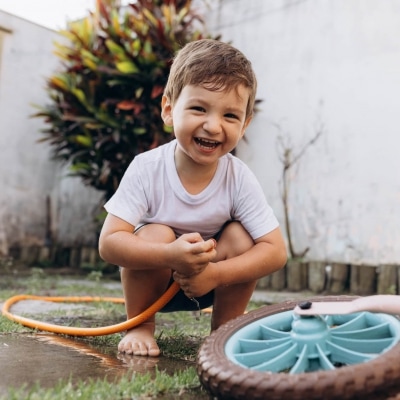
xmin=118 ymin=322 xmax=160 ymax=356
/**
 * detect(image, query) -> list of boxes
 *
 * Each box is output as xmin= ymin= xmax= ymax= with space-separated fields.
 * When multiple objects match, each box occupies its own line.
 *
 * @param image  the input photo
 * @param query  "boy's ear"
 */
xmin=161 ymin=95 xmax=173 ymax=126
xmin=241 ymin=116 xmax=253 ymax=138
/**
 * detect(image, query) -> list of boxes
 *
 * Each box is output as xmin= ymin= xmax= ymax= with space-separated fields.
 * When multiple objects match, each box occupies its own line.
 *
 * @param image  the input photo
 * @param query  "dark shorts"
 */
xmin=133 ymin=220 xmax=235 ymax=313
xmin=160 ymin=278 xmax=214 ymax=312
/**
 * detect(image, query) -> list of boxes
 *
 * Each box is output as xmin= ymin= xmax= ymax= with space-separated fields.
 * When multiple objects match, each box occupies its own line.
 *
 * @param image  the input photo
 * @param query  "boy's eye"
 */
xmin=225 ymin=113 xmax=239 ymax=120
xmin=191 ymin=106 xmax=206 ymax=112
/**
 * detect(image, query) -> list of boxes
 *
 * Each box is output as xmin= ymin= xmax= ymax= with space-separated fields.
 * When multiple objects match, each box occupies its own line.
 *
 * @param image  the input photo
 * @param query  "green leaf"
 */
xmin=131 ymin=38 xmax=141 ymax=56
xmin=95 ymin=112 xmax=120 ymax=128
xmin=85 ymin=123 xmax=104 ymax=130
xmin=135 ymin=87 xmax=144 ymax=98
xmin=111 ymin=9 xmax=121 ymax=34
xmin=143 ymin=40 xmax=152 ymax=55
xmin=133 ymin=127 xmax=147 ymax=135
xmin=70 ymin=162 xmax=91 ymax=172
xmin=82 ymin=58 xmax=98 ymax=70
xmin=74 ymin=135 xmax=92 ymax=147
xmin=106 ymin=39 xmax=127 ymax=58
xmin=49 ymin=76 xmax=70 ymax=91
xmin=80 ymin=48 xmax=100 ymax=63
xmin=163 ymin=124 xmax=174 ymax=134
xmin=62 ymin=116 xmax=98 ymax=123
xmin=143 ymin=8 xmax=158 ymax=27
xmin=71 ymin=88 xmax=87 ymax=104
xmin=116 ymin=61 xmax=139 ymax=74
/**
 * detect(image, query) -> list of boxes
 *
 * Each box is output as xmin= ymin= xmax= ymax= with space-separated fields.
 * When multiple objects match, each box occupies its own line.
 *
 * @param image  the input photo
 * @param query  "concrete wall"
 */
xmin=1 ymin=2 xmax=399 ymax=268
xmin=204 ymin=0 xmax=400 ymax=265
xmin=0 ymin=11 xmax=102 ymax=256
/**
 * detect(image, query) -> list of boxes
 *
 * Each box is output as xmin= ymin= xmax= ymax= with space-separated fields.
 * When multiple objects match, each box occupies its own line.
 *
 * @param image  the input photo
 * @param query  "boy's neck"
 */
xmin=174 ymin=150 xmax=219 ymax=195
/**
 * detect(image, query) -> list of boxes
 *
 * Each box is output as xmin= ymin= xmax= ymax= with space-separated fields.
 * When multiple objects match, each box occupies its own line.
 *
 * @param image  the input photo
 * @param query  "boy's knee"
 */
xmin=135 ymin=223 xmax=176 ymax=243
xmin=218 ymin=221 xmax=253 ymax=258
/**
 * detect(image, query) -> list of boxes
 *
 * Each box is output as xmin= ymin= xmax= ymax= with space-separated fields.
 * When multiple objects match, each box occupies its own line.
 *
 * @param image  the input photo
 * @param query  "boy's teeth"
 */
xmin=195 ymin=138 xmax=218 ymax=148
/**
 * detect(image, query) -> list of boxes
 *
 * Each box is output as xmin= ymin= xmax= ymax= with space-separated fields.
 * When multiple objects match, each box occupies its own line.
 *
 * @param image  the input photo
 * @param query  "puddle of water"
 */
xmin=0 ymin=333 xmax=197 ymax=397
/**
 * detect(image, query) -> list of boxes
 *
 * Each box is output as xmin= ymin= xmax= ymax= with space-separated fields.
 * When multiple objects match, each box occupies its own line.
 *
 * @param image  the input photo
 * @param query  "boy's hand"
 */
xmin=168 ymin=233 xmax=216 ymax=276
xmin=173 ymin=263 xmax=218 ymax=298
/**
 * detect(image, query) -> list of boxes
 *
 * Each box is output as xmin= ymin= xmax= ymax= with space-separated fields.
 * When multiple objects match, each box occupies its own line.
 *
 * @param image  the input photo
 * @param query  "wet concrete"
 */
xmin=0 ymin=333 xmax=195 ymax=397
xmin=5 ymin=299 xmax=90 ymax=315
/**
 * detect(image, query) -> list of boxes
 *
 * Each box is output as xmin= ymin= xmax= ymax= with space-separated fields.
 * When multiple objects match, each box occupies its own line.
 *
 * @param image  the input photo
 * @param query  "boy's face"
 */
xmin=161 ymin=84 xmax=252 ymax=168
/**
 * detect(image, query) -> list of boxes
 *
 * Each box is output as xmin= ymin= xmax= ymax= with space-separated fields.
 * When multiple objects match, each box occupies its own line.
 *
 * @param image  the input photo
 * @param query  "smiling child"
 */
xmin=99 ymin=39 xmax=287 ymax=356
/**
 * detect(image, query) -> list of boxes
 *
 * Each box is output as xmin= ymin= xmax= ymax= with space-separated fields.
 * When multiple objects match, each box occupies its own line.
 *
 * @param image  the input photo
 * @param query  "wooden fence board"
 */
xmin=286 ymin=260 xmax=308 ymax=291
xmin=328 ymin=263 xmax=350 ymax=294
xmin=308 ymin=261 xmax=326 ymax=293
xmin=270 ymin=267 xmax=286 ymax=290
xmin=377 ymin=264 xmax=398 ymax=294
xmin=350 ymin=265 xmax=376 ymax=295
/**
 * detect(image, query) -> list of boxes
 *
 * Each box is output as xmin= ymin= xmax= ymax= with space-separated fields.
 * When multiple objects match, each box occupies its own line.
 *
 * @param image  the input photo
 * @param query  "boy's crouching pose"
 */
xmin=99 ymin=39 xmax=287 ymax=356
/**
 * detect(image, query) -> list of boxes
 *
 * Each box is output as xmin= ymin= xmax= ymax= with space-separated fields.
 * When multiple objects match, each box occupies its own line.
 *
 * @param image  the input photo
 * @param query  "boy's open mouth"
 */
xmin=194 ymin=138 xmax=220 ymax=149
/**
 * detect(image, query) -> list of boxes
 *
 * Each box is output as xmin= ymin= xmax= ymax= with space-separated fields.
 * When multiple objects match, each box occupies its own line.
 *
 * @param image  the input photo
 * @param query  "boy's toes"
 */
xmin=118 ymin=336 xmax=160 ymax=356
xmin=132 ymin=342 xmax=149 ymax=356
xmin=131 ymin=341 xmax=160 ymax=357
xmin=118 ymin=340 xmax=132 ymax=354
xmin=147 ymin=345 xmax=160 ymax=357
xmin=118 ymin=324 xmax=160 ymax=356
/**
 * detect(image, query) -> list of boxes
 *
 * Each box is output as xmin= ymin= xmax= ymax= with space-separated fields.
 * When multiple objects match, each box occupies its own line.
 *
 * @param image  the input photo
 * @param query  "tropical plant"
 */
xmin=33 ymin=0 xmax=216 ymax=201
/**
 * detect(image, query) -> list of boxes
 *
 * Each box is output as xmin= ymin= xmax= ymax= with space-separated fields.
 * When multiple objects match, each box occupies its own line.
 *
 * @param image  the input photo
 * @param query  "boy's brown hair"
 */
xmin=164 ymin=39 xmax=257 ymax=118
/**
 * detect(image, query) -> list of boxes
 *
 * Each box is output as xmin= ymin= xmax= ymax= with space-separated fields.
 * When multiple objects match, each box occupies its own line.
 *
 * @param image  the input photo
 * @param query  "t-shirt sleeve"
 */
xmin=232 ymin=164 xmax=279 ymax=240
xmin=103 ymin=159 xmax=148 ymax=227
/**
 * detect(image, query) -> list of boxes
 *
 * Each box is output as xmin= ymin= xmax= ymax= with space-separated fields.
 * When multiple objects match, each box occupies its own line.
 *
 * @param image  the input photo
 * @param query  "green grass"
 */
xmin=0 ymin=266 xmax=272 ymax=399
xmin=0 ymin=315 xmax=27 ymax=333
xmin=0 ymin=267 xmax=230 ymax=399
xmin=4 ymin=368 xmax=203 ymax=400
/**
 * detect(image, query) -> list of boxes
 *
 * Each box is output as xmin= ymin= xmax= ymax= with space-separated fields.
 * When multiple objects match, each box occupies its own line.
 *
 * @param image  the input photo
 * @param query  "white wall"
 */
xmin=205 ymin=0 xmax=400 ymax=264
xmin=0 ymin=11 xmax=102 ymax=254
xmin=1 ymin=2 xmax=399 ymax=266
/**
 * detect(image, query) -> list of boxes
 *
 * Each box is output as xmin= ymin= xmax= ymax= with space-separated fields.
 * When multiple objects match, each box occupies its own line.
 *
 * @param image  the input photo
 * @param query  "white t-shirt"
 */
xmin=104 ymin=140 xmax=279 ymax=240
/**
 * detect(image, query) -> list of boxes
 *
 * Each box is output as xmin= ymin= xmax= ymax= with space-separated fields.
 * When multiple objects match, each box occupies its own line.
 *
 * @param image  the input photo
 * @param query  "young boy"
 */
xmin=99 ymin=39 xmax=287 ymax=357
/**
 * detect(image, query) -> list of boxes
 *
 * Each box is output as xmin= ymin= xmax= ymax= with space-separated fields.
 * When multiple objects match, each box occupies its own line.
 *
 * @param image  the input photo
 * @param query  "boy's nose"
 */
xmin=203 ymin=115 xmax=222 ymax=134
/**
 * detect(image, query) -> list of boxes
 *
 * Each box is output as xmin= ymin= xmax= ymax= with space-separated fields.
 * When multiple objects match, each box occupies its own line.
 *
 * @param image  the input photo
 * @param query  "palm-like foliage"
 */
xmin=34 ymin=0 xmax=216 ymax=200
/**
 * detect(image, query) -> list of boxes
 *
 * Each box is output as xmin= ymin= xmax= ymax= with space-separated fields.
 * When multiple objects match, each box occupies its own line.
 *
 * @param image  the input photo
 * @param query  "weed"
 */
xmin=86 ymin=270 xmax=103 ymax=282
xmin=3 ymin=367 xmax=206 ymax=400
xmin=0 ymin=256 xmax=14 ymax=272
xmin=0 ymin=315 xmax=27 ymax=333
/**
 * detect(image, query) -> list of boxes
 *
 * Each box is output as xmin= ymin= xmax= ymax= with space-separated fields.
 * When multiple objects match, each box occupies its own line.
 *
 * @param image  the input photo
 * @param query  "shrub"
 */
xmin=33 ymin=0 xmax=217 ymax=200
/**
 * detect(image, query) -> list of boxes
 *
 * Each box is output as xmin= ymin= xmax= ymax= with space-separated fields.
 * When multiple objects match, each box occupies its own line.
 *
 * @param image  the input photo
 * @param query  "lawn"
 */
xmin=0 ymin=266 xmax=266 ymax=399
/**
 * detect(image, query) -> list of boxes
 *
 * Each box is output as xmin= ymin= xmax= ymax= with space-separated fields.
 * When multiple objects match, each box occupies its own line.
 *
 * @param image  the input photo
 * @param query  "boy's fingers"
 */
xmin=173 ymin=271 xmax=187 ymax=280
xmin=192 ymin=238 xmax=216 ymax=254
xmin=180 ymin=234 xmax=216 ymax=251
xmin=181 ymin=232 xmax=204 ymax=244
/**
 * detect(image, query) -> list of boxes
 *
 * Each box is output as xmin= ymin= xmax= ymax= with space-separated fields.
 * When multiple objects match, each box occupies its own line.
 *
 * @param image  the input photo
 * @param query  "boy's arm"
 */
xmin=174 ymin=227 xmax=287 ymax=297
xmin=99 ymin=213 xmax=161 ymax=270
xmin=98 ymin=213 xmax=216 ymax=275
xmin=216 ymin=227 xmax=287 ymax=285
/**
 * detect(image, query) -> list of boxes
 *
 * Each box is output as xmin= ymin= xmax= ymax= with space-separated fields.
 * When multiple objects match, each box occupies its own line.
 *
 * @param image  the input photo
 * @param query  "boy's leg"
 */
xmin=211 ymin=222 xmax=257 ymax=331
xmin=118 ymin=224 xmax=175 ymax=356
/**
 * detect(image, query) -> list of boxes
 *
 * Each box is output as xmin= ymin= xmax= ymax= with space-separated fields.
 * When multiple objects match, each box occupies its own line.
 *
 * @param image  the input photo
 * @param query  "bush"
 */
xmin=33 ymin=0 xmax=217 ymax=201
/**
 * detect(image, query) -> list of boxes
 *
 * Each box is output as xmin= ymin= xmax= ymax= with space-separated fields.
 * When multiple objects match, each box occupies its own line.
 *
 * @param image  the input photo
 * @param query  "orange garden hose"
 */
xmin=1 ymin=281 xmax=180 ymax=336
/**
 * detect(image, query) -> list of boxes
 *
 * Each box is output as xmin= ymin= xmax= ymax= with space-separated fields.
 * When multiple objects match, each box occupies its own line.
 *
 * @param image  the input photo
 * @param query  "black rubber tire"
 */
xmin=197 ymin=296 xmax=400 ymax=400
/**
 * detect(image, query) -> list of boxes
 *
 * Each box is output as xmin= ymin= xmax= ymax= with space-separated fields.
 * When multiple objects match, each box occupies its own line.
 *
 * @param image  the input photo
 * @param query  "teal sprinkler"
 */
xmin=224 ymin=295 xmax=400 ymax=374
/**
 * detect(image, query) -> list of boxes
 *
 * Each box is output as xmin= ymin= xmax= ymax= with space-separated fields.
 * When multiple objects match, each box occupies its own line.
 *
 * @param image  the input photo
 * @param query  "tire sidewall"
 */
xmin=197 ymin=296 xmax=400 ymax=400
